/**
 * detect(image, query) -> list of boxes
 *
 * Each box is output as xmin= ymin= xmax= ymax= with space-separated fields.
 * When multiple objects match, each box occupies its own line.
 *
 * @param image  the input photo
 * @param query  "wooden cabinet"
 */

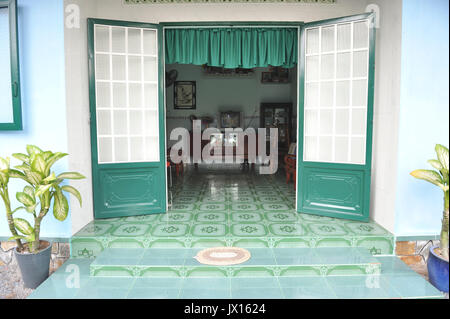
xmin=260 ymin=103 xmax=292 ymax=151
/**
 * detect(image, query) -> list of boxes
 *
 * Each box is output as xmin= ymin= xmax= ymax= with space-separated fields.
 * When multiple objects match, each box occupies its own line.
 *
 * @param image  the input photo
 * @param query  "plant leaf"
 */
xmin=62 ymin=185 xmax=82 ymax=207
xmin=57 ymin=172 xmax=85 ymax=180
xmin=12 ymin=153 xmax=29 ymax=163
xmin=41 ymin=151 xmax=53 ymax=161
xmin=8 ymin=169 xmax=26 ymax=180
xmin=23 ymin=186 xmax=35 ymax=198
xmin=0 ymin=157 xmax=10 ymax=170
xmin=24 ymin=170 xmax=43 ymax=185
xmin=16 ymin=192 xmax=35 ymax=206
xmin=0 ymin=171 xmax=8 ymax=185
xmin=53 ymin=187 xmax=69 ymax=221
xmin=411 ymin=169 xmax=445 ymax=189
xmin=35 ymin=184 xmax=52 ymax=198
xmin=9 ymin=235 xmax=25 ymax=241
xmin=43 ymin=172 xmax=57 ymax=183
xmin=44 ymin=152 xmax=68 ymax=176
xmin=31 ymin=154 xmax=46 ymax=175
xmin=13 ymin=218 xmax=34 ymax=236
xmin=435 ymin=144 xmax=449 ymax=173
xmin=26 ymin=145 xmax=43 ymax=156
xmin=428 ymin=159 xmax=443 ymax=172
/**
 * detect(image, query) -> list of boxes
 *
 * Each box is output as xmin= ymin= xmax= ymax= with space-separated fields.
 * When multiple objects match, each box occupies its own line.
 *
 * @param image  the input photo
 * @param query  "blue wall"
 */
xmin=0 ymin=0 xmax=69 ymax=239
xmin=395 ymin=0 xmax=449 ymax=237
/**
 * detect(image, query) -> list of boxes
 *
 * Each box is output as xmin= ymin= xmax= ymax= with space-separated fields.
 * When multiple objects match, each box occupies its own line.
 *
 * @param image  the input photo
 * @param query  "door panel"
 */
xmin=88 ymin=19 xmax=166 ymax=219
xmin=297 ymin=13 xmax=375 ymax=221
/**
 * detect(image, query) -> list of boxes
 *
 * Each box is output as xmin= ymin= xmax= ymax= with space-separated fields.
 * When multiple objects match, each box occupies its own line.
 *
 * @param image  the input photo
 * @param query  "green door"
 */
xmin=297 ymin=13 xmax=375 ymax=221
xmin=88 ymin=19 xmax=166 ymax=219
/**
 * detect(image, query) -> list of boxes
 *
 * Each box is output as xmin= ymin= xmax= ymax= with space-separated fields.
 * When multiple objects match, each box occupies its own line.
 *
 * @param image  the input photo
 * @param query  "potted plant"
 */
xmin=0 ymin=145 xmax=84 ymax=289
xmin=411 ymin=144 xmax=449 ymax=293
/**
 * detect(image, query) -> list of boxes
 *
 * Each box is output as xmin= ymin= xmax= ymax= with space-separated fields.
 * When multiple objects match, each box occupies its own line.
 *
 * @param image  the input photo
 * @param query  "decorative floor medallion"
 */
xmin=194 ymin=247 xmax=251 ymax=266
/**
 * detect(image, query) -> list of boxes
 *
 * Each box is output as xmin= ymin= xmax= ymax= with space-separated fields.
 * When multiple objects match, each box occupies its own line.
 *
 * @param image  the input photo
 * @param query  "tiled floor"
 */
xmin=71 ymin=165 xmax=394 ymax=258
xmin=28 ymin=256 xmax=443 ymax=299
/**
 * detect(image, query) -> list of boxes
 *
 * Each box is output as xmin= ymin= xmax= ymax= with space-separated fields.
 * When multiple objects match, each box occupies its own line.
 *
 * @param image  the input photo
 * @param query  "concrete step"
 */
xmin=89 ymin=247 xmax=381 ymax=278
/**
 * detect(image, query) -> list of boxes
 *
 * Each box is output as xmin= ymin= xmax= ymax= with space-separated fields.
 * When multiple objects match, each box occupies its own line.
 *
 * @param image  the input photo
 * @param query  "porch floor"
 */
xmin=70 ymin=165 xmax=395 ymax=258
xmin=29 ymin=165 xmax=443 ymax=299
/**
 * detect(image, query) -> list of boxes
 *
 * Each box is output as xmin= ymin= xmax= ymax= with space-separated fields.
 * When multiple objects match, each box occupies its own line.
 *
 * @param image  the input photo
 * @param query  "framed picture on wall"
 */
xmin=174 ymin=81 xmax=196 ymax=109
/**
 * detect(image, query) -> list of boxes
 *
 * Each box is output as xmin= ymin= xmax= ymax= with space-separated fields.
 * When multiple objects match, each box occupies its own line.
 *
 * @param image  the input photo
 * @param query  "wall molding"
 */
xmin=124 ymin=0 xmax=335 ymax=4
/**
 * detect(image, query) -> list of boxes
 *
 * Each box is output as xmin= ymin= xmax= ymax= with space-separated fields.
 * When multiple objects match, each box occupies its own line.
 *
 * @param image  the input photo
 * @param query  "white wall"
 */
xmin=366 ymin=0 xmax=403 ymax=233
xmin=64 ymin=0 xmax=97 ymax=234
xmin=65 ymin=0 xmax=409 ymax=235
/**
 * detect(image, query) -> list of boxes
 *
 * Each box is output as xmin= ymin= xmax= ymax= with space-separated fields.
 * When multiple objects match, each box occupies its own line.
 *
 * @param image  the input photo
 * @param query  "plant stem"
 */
xmin=441 ymin=190 xmax=449 ymax=260
xmin=1 ymin=187 xmax=23 ymax=251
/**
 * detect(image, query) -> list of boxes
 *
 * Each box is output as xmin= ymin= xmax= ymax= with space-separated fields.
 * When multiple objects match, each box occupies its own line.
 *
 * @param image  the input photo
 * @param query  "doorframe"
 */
xmin=161 ymin=21 xmax=303 ymax=210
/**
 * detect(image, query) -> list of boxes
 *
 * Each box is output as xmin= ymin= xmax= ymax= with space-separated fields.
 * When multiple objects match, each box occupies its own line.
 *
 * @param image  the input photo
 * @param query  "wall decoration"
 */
xmin=202 ymin=65 xmax=254 ymax=78
xmin=174 ymin=81 xmax=196 ymax=109
xmin=261 ymin=66 xmax=289 ymax=83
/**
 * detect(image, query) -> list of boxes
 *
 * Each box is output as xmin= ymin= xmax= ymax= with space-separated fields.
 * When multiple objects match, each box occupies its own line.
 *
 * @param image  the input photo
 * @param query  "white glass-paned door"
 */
xmin=303 ymin=19 xmax=370 ymax=164
xmin=94 ymin=25 xmax=159 ymax=163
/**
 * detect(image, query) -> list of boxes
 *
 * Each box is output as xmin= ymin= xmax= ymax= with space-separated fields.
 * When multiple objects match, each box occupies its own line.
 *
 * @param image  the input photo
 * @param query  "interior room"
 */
xmin=164 ymin=45 xmax=299 ymax=214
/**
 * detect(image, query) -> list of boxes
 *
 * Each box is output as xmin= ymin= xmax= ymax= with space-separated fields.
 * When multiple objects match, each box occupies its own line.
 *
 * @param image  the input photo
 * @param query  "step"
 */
xmin=89 ymin=247 xmax=381 ymax=278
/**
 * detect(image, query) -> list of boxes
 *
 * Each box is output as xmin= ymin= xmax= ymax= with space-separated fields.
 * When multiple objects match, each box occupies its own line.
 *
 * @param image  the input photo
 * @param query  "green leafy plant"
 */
xmin=0 ymin=145 xmax=85 ymax=253
xmin=411 ymin=144 xmax=449 ymax=261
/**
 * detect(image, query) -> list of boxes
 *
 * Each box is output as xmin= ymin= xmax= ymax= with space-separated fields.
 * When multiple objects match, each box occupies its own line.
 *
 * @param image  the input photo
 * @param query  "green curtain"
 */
xmin=165 ymin=28 xmax=298 ymax=69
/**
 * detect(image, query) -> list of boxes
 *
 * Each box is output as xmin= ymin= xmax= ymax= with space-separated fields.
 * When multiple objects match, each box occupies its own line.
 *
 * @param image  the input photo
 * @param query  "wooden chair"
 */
xmin=284 ymin=154 xmax=296 ymax=189
xmin=167 ymin=148 xmax=184 ymax=177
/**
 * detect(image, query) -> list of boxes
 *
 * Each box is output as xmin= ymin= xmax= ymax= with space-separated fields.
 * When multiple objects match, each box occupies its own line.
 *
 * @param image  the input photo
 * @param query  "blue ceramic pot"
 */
xmin=427 ymin=245 xmax=449 ymax=293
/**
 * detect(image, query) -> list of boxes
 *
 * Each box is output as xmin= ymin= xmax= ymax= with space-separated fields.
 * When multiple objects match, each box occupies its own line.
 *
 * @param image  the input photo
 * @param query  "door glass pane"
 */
xmin=111 ymin=27 xmax=126 ymax=53
xmin=353 ymin=50 xmax=368 ymax=77
xmin=112 ymin=83 xmax=126 ymax=108
xmin=112 ymin=55 xmax=126 ymax=81
xmin=128 ymin=28 xmax=141 ymax=54
xmin=115 ymin=137 xmax=129 ymax=162
xmin=143 ymin=30 xmax=157 ymax=55
xmin=320 ymin=82 xmax=334 ymax=107
xmin=321 ymin=26 xmax=335 ymax=52
xmin=305 ymin=83 xmax=319 ymax=108
xmin=95 ymin=54 xmax=110 ymax=80
xmin=95 ymin=26 xmax=110 ymax=52
xmin=144 ymin=57 xmax=158 ymax=81
xmin=97 ymin=110 xmax=112 ymax=135
xmin=304 ymin=137 xmax=318 ymax=161
xmin=320 ymin=54 xmax=334 ymax=80
xmin=98 ymin=137 xmax=113 ymax=163
xmin=353 ymin=21 xmax=369 ymax=49
xmin=336 ymin=81 xmax=350 ymax=107
xmin=129 ymin=83 xmax=142 ymax=108
xmin=304 ymin=110 xmax=319 ymax=135
xmin=144 ymin=84 xmax=158 ymax=109
xmin=304 ymin=19 xmax=370 ymax=164
xmin=337 ymin=23 xmax=351 ymax=51
xmin=306 ymin=28 xmax=319 ymax=54
xmin=94 ymin=24 xmax=160 ymax=163
xmin=96 ymin=82 xmax=111 ymax=108
xmin=128 ymin=56 xmax=142 ymax=81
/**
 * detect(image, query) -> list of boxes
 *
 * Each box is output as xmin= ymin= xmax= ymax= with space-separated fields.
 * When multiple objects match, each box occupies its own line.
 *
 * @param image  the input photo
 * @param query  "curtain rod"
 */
xmin=163 ymin=25 xmax=300 ymax=30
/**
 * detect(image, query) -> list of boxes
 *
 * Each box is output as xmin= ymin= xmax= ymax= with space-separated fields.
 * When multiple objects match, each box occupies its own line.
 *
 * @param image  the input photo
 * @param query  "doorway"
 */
xmin=87 ymin=14 xmax=375 ymax=222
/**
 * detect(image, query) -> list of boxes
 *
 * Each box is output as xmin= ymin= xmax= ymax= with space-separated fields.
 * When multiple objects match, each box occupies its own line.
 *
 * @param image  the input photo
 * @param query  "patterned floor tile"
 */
xmin=71 ymin=166 xmax=394 ymax=258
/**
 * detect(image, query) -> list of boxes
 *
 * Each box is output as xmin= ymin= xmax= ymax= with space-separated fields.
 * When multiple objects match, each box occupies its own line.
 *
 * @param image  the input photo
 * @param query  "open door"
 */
xmin=297 ymin=13 xmax=375 ymax=221
xmin=88 ymin=19 xmax=166 ymax=219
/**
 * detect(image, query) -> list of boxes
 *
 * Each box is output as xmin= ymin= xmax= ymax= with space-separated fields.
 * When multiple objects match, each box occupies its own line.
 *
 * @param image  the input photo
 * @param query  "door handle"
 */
xmin=13 ymin=82 xmax=18 ymax=97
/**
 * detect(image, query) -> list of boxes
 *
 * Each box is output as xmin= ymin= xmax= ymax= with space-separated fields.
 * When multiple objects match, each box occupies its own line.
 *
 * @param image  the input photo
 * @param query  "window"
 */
xmin=0 ymin=0 xmax=21 ymax=130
